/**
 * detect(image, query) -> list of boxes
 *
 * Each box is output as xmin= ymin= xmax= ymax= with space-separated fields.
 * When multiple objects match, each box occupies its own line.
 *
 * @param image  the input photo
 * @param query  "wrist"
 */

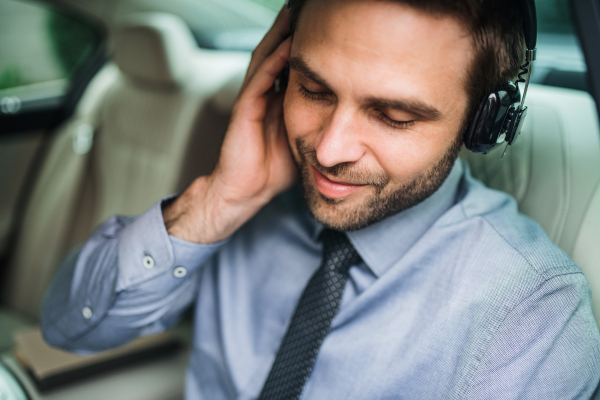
xmin=162 ymin=177 xmax=213 ymax=243
xmin=162 ymin=175 xmax=270 ymax=244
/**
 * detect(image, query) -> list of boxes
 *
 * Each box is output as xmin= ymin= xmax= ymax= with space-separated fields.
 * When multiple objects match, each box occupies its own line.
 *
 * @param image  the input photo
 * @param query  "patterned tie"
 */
xmin=258 ymin=229 xmax=362 ymax=400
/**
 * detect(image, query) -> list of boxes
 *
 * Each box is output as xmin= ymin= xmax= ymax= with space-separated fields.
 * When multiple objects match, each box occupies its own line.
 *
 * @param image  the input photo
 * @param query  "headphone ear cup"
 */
xmin=464 ymin=98 xmax=487 ymax=152
xmin=464 ymin=84 xmax=520 ymax=154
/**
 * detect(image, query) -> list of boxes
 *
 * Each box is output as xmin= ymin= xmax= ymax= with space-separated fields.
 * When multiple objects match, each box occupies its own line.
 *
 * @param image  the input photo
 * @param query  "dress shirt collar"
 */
xmin=309 ymin=159 xmax=464 ymax=278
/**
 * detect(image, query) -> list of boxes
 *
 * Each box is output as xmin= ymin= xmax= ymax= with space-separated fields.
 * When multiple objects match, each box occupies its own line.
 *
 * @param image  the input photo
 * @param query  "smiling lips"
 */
xmin=310 ymin=165 xmax=367 ymax=199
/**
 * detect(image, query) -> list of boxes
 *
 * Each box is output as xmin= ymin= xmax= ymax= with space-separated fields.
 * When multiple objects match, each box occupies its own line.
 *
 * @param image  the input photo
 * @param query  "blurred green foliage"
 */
xmin=0 ymin=67 xmax=21 ymax=90
xmin=46 ymin=10 xmax=98 ymax=77
xmin=250 ymin=0 xmax=285 ymax=11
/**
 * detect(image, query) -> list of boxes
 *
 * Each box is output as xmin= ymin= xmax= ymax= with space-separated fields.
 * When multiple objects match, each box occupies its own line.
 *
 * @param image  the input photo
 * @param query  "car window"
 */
xmin=247 ymin=0 xmax=285 ymax=11
xmin=533 ymin=0 xmax=587 ymax=92
xmin=0 ymin=0 xmax=101 ymax=114
xmin=184 ymin=0 xmax=283 ymax=51
xmin=211 ymin=0 xmax=588 ymax=93
xmin=246 ymin=0 xmax=578 ymax=32
xmin=536 ymin=0 xmax=573 ymax=34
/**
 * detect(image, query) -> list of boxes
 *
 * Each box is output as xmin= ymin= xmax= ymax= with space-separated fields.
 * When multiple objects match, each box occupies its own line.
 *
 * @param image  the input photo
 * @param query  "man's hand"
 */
xmin=163 ymin=7 xmax=297 ymax=244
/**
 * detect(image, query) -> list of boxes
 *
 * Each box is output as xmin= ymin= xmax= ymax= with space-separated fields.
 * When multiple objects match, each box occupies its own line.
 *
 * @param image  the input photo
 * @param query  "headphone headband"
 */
xmin=521 ymin=0 xmax=538 ymax=51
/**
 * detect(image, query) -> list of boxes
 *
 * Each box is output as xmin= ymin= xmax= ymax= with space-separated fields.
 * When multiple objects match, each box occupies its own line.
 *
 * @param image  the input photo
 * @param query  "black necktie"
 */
xmin=258 ymin=229 xmax=362 ymax=400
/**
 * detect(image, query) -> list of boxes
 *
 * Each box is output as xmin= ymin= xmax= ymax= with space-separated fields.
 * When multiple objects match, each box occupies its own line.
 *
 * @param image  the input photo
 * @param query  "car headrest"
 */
xmin=113 ymin=13 xmax=197 ymax=87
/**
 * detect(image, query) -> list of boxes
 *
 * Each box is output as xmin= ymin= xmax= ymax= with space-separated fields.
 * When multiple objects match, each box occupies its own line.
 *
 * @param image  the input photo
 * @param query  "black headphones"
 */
xmin=464 ymin=0 xmax=538 ymax=155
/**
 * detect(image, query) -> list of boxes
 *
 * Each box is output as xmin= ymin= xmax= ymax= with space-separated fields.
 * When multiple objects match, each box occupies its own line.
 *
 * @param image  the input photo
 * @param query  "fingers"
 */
xmin=240 ymin=38 xmax=292 ymax=114
xmin=243 ymin=6 xmax=291 ymax=89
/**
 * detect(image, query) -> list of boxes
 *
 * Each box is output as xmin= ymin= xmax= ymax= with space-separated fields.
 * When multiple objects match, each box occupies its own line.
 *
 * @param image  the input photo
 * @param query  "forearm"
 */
xmin=40 ymin=217 xmax=134 ymax=352
xmin=41 ymin=201 xmax=223 ymax=353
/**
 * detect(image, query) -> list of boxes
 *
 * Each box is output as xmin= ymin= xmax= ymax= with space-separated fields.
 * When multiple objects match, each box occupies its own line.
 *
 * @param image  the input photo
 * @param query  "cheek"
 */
xmin=283 ymin=87 xmax=328 ymax=143
xmin=371 ymin=127 xmax=450 ymax=182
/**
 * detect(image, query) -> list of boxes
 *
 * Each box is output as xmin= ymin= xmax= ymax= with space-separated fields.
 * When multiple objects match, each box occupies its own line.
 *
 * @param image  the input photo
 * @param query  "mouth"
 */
xmin=310 ymin=165 xmax=367 ymax=200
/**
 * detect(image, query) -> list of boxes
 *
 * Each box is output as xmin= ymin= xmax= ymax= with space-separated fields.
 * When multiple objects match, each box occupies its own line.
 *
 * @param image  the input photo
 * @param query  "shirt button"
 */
xmin=173 ymin=266 xmax=187 ymax=278
xmin=82 ymin=307 xmax=93 ymax=319
xmin=142 ymin=255 xmax=155 ymax=269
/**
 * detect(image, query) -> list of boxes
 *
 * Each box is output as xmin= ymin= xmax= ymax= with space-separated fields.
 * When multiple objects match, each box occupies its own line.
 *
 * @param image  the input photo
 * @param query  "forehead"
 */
xmin=292 ymin=0 xmax=474 ymax=110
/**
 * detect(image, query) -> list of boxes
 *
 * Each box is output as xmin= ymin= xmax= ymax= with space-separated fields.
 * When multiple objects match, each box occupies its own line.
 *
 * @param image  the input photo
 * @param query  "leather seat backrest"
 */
xmin=3 ymin=13 xmax=250 ymax=317
xmin=461 ymin=84 xmax=600 ymax=326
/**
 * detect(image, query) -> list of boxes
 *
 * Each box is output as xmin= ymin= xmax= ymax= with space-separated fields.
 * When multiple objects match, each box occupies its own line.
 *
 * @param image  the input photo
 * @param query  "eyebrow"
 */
xmin=365 ymin=97 xmax=442 ymax=121
xmin=289 ymin=56 xmax=331 ymax=88
xmin=289 ymin=56 xmax=443 ymax=121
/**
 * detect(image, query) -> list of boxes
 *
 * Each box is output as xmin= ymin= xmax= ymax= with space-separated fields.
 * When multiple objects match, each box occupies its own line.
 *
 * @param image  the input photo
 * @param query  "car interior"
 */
xmin=0 ymin=0 xmax=599 ymax=399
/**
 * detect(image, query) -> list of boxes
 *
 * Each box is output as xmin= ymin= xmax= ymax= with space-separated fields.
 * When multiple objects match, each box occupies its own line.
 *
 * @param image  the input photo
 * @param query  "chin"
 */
xmin=297 ymin=158 xmax=458 ymax=232
xmin=304 ymin=186 xmax=376 ymax=232
xmin=299 ymin=176 xmax=402 ymax=232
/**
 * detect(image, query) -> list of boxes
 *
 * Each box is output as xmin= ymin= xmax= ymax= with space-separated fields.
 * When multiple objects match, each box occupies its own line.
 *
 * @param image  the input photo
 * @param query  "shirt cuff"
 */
xmin=170 ymin=233 xmax=228 ymax=268
xmin=117 ymin=198 xmax=227 ymax=291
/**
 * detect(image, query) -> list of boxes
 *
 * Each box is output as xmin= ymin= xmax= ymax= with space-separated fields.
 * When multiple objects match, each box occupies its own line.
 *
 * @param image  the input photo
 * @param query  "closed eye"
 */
xmin=298 ymin=84 xmax=331 ymax=101
xmin=374 ymin=109 xmax=415 ymax=130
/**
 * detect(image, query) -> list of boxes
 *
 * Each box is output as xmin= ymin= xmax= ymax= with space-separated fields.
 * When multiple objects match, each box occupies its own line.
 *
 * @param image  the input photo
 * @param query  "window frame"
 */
xmin=0 ymin=0 xmax=107 ymax=136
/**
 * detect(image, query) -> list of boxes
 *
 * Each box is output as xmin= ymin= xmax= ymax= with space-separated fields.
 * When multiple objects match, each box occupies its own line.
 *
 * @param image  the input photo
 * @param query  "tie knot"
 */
xmin=319 ymin=229 xmax=362 ymax=273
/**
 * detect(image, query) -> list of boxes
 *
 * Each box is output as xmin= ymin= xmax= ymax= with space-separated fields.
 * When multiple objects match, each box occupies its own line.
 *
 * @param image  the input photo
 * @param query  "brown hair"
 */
xmin=288 ymin=0 xmax=526 ymax=137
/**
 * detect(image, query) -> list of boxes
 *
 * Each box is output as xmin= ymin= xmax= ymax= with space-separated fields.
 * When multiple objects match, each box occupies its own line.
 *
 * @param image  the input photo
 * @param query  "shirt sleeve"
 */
xmin=463 ymin=272 xmax=600 ymax=399
xmin=40 ymin=199 xmax=226 ymax=353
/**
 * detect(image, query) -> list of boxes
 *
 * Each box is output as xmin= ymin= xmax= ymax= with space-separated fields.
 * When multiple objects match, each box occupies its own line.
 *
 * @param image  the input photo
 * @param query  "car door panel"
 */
xmin=0 ymin=132 xmax=43 ymax=255
xmin=0 ymin=0 xmax=105 ymax=266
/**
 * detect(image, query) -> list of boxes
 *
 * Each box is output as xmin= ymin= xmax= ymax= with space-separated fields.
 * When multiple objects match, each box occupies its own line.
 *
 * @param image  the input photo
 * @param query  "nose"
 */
xmin=314 ymin=107 xmax=365 ymax=168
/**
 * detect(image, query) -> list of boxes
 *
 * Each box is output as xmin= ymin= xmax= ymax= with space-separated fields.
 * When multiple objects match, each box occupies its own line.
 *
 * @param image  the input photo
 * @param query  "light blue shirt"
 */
xmin=41 ymin=160 xmax=600 ymax=399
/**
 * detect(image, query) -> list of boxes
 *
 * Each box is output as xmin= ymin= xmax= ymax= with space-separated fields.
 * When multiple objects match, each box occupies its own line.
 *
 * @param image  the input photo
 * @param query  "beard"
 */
xmin=291 ymin=136 xmax=463 ymax=232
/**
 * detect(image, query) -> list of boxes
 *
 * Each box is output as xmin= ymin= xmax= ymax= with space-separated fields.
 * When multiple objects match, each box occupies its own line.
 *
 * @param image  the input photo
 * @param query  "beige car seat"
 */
xmin=2 ymin=12 xmax=249 ymax=319
xmin=461 ymin=84 xmax=600 ymax=327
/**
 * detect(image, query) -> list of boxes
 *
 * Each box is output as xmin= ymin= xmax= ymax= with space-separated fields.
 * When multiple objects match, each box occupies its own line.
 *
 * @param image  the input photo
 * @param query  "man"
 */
xmin=41 ymin=0 xmax=600 ymax=399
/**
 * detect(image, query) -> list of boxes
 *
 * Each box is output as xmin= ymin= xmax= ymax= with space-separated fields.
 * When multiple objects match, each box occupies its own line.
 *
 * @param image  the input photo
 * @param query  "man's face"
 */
xmin=283 ymin=0 xmax=473 ymax=231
